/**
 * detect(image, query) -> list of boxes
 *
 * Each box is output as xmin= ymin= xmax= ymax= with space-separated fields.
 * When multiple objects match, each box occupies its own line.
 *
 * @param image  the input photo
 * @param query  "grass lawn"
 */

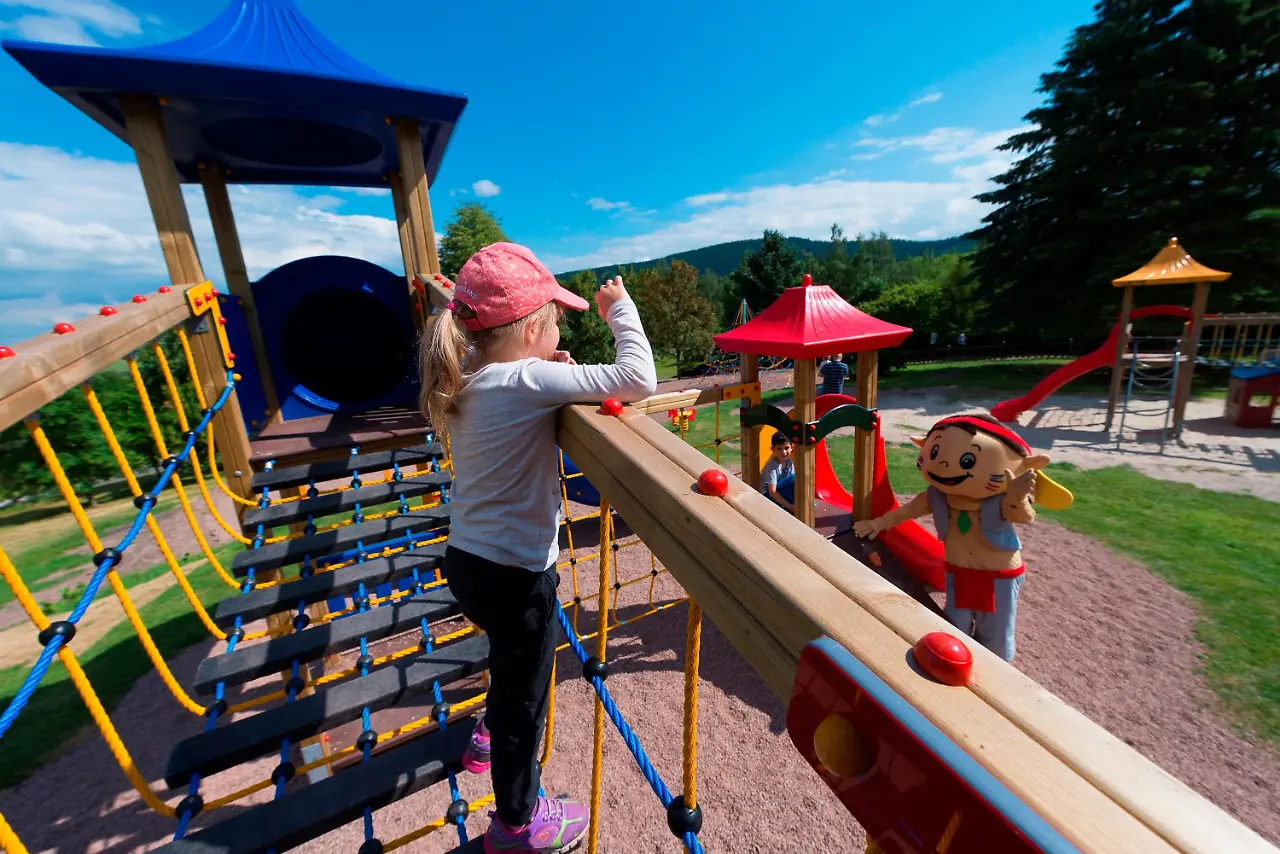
xmin=0 ymin=498 xmax=140 ymax=605
xmin=655 ymin=355 xmax=679 ymax=380
xmin=0 ymin=541 xmax=241 ymax=789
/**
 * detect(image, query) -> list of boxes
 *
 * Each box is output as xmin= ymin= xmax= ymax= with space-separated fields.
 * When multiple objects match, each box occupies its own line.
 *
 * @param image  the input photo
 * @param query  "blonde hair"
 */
xmin=419 ymin=300 xmax=561 ymax=437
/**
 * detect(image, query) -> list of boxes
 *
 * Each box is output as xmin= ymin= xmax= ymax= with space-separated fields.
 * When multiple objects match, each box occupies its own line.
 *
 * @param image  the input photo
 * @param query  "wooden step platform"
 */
xmin=168 ymin=634 xmax=489 ymax=786
xmin=241 ymin=473 xmax=451 ymax=532
xmin=213 ymin=548 xmax=445 ymax=628
xmin=157 ymin=721 xmax=475 ymax=854
xmin=251 ymin=442 xmax=444 ymax=493
xmin=249 ymin=407 xmax=432 ymax=471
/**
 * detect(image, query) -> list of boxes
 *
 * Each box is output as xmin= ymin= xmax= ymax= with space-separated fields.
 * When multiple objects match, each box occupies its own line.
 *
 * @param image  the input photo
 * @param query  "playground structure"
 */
xmin=698 ymin=299 xmax=792 ymax=376
xmin=990 ymin=237 xmax=1280 ymax=435
xmin=1 ymin=2 xmax=1279 ymax=853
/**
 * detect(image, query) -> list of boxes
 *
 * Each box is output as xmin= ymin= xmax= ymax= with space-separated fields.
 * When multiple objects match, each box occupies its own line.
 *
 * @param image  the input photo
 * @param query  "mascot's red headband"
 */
xmin=928 ymin=415 xmax=1032 ymax=456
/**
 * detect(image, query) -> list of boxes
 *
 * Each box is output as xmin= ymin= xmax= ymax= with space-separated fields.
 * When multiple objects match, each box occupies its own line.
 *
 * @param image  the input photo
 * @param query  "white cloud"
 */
xmin=0 ymin=0 xmax=141 ymax=46
xmin=472 ymin=179 xmax=500 ymax=197
xmin=542 ymin=125 xmax=1021 ymax=273
xmin=0 ymin=142 xmax=403 ymax=342
xmin=862 ymin=89 xmax=946 ymax=127
xmin=586 ymin=197 xmax=631 ymax=212
xmin=814 ymin=169 xmax=848 ymax=181
xmin=909 ymin=92 xmax=944 ymax=107
xmin=863 ymin=112 xmax=900 ymax=128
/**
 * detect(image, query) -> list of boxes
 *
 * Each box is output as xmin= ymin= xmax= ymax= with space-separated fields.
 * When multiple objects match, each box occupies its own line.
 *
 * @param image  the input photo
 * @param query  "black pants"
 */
xmin=445 ymin=546 xmax=560 ymax=827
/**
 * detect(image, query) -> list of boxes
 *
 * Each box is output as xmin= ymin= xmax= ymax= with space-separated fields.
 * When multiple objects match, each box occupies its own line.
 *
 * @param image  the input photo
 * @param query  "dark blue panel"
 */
xmin=217 ymin=293 xmax=270 ymax=437
xmin=559 ymin=451 xmax=601 ymax=507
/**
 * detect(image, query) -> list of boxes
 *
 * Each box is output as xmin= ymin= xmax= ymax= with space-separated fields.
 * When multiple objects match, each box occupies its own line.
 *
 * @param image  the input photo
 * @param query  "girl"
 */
xmin=419 ymin=242 xmax=657 ymax=853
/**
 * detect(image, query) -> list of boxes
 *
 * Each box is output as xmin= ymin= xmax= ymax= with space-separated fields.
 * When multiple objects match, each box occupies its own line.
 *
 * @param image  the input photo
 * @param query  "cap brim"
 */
xmin=552 ymin=285 xmax=590 ymax=312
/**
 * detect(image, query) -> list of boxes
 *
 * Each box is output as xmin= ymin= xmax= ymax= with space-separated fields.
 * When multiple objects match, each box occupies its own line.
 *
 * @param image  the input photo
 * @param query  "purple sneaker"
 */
xmin=483 ymin=796 xmax=589 ymax=853
xmin=462 ymin=720 xmax=490 ymax=774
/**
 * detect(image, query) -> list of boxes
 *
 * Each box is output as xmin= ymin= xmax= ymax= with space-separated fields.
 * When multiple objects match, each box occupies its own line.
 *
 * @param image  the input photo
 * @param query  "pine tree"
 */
xmin=729 ymin=230 xmax=802 ymax=312
xmin=967 ymin=0 xmax=1280 ymax=341
xmin=557 ymin=270 xmax=615 ymax=366
xmin=439 ymin=202 xmax=510 ymax=279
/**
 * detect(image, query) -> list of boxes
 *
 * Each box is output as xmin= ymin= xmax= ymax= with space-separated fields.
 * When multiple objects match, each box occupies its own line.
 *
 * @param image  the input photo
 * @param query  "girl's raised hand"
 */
xmin=596 ymin=276 xmax=628 ymax=319
xmin=552 ymin=350 xmax=576 ymax=365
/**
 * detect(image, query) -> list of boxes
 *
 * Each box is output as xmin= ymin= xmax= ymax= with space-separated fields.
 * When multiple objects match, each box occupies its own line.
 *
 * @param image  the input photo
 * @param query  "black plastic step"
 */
xmin=193 ymin=586 xmax=461 ymax=694
xmin=156 ymin=721 xmax=474 ymax=854
xmin=166 ymin=633 xmax=488 ymax=787
xmin=230 ymin=507 xmax=451 ymax=577
xmin=252 ymin=443 xmax=444 ymax=493
xmin=241 ymin=472 xmax=451 ymax=532
xmin=213 ymin=547 xmax=446 ymax=629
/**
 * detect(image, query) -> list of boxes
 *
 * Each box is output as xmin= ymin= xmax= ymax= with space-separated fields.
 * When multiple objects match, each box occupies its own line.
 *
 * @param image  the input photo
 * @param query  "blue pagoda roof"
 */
xmin=2 ymin=0 xmax=467 ymax=187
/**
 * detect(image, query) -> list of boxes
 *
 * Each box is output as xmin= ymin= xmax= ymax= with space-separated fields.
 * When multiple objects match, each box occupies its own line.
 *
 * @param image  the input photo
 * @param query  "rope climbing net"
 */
xmin=701 ymin=300 xmax=791 ymax=376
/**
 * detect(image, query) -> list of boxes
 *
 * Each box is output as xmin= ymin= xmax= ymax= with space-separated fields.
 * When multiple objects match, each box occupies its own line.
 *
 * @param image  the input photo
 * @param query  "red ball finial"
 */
xmin=132 ymin=294 xmax=147 ymax=303
xmin=0 ymin=345 xmax=14 ymax=359
xmin=434 ymin=274 xmax=443 ymax=281
xmin=912 ymin=631 xmax=973 ymax=687
xmin=194 ymin=296 xmax=204 ymax=307
xmin=158 ymin=285 xmax=172 ymax=293
xmin=227 ymin=352 xmax=237 ymax=361
xmin=218 ymin=316 xmax=227 ymax=325
xmin=100 ymin=306 xmax=118 ymax=316
xmin=696 ymin=469 xmax=729 ymax=497
xmin=53 ymin=322 xmax=75 ymax=334
xmin=802 ymin=273 xmax=813 ymax=287
xmin=600 ymin=398 xmax=623 ymax=417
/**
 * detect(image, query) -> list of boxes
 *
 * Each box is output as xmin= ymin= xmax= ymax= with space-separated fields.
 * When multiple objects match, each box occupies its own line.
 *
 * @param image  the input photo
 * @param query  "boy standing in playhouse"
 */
xmin=853 ymin=414 xmax=1068 ymax=662
xmin=761 ymin=432 xmax=797 ymax=514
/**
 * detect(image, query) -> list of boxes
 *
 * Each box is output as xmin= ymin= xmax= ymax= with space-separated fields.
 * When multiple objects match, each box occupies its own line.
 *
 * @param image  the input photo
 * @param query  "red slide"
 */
xmin=989 ymin=304 xmax=1193 ymax=422
xmin=812 ymin=395 xmax=946 ymax=591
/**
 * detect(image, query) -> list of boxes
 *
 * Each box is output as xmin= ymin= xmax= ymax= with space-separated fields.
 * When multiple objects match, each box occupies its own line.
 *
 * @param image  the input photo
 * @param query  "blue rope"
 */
xmin=555 ymin=603 xmax=706 ymax=854
xmin=0 ymin=373 xmax=236 ymax=743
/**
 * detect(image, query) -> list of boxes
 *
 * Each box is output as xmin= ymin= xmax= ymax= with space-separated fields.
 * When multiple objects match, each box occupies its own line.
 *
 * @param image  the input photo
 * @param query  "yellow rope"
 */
xmin=586 ymin=500 xmax=612 ymax=854
xmin=22 ymin=418 xmax=210 ymax=716
xmin=381 ymin=793 xmax=498 ymax=852
xmin=80 ymin=383 xmax=227 ymax=641
xmin=682 ymin=600 xmax=702 ymax=820
xmin=0 ymin=544 xmax=176 ymax=817
xmin=125 ymin=357 xmax=240 ymax=589
xmin=0 ymin=807 xmax=30 ymax=854
xmin=936 ymin=810 xmax=964 ymax=853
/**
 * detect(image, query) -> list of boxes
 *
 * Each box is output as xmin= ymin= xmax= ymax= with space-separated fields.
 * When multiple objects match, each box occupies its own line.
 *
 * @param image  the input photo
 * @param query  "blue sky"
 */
xmin=0 ymin=0 xmax=1097 ymax=342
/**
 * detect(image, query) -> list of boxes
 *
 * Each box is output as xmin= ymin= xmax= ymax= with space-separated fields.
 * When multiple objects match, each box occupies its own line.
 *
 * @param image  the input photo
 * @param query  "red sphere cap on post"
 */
xmin=0 ymin=345 xmax=14 ymax=359
xmin=600 ymin=398 xmax=623 ymax=417
xmin=218 ymin=316 xmax=227 ymax=325
xmin=53 ymin=321 xmax=75 ymax=334
xmin=912 ymin=631 xmax=973 ymax=687
xmin=158 ymin=285 xmax=172 ymax=293
xmin=697 ymin=469 xmax=729 ymax=497
xmin=99 ymin=306 xmax=118 ymax=316
xmin=132 ymin=294 xmax=147 ymax=303
xmin=228 ymin=352 xmax=237 ymax=361
xmin=802 ymin=273 xmax=813 ymax=287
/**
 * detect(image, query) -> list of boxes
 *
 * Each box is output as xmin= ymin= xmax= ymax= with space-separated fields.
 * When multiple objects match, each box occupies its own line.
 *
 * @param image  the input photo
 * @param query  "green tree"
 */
xmin=557 ymin=270 xmax=615 ymax=366
xmin=635 ymin=260 xmax=716 ymax=376
xmin=967 ymin=0 xmax=1280 ymax=341
xmin=729 ymin=230 xmax=802 ymax=313
xmin=438 ymin=202 xmax=510 ymax=279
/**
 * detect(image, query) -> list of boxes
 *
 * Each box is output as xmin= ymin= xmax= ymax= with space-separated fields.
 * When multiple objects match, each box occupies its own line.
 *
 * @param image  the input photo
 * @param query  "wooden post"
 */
xmin=1105 ymin=285 xmax=1135 ymax=432
xmin=793 ymin=358 xmax=817 ymax=528
xmin=199 ymin=162 xmax=281 ymax=426
xmin=739 ymin=354 xmax=761 ymax=490
xmin=1172 ymin=281 xmax=1210 ymax=437
xmin=853 ymin=351 xmax=879 ymax=522
xmin=389 ymin=171 xmax=426 ymax=332
xmin=120 ymin=95 xmax=254 ymax=505
xmin=394 ymin=119 xmax=440 ymax=276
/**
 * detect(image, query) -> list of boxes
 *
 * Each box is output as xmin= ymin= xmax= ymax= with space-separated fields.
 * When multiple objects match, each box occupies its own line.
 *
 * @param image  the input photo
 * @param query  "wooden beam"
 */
xmin=793 ymin=358 xmax=816 ymax=527
xmin=1172 ymin=281 xmax=1210 ymax=436
xmin=388 ymin=170 xmax=427 ymax=332
xmin=394 ymin=119 xmax=440 ymax=277
xmin=199 ymin=162 xmax=281 ymax=425
xmin=560 ymin=404 xmax=1182 ymax=852
xmin=853 ymin=351 xmax=878 ymax=521
xmin=0 ymin=291 xmax=189 ymax=432
xmin=1105 ymin=285 xmax=1135 ymax=432
xmin=628 ymin=388 xmax=723 ymax=415
xmin=120 ymin=94 xmax=253 ymax=502
xmin=624 ymin=410 xmax=1275 ymax=854
xmin=739 ymin=354 xmax=761 ymax=490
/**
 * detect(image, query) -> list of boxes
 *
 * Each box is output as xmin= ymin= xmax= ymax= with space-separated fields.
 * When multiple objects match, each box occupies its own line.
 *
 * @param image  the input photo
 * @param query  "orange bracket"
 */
xmin=185 ymin=281 xmax=234 ymax=371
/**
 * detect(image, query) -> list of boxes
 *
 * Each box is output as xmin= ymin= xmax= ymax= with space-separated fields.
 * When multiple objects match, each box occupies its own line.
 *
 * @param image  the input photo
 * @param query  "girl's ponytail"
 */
xmin=419 ymin=307 xmax=469 ymax=439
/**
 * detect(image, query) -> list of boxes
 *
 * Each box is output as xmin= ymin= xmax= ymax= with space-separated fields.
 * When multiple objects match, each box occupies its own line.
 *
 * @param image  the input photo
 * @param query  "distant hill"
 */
xmin=555 ymin=235 xmax=975 ymax=280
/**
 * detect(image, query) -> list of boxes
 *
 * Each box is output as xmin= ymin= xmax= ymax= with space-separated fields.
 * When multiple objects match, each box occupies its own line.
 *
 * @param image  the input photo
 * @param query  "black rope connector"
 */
xmin=356 ymin=653 xmax=375 ymax=672
xmin=161 ymin=455 xmax=182 ymax=470
xmin=613 ymin=581 xmax=622 ymax=591
xmin=611 ymin=542 xmax=619 ymax=551
xmin=271 ymin=761 xmax=296 ymax=784
xmin=206 ymin=698 xmax=228 ymax=718
xmin=582 ymin=657 xmax=608 ymax=682
xmin=182 ymin=430 xmax=196 ymax=443
xmin=666 ymin=796 xmax=703 ymax=837
xmin=356 ymin=728 xmax=379 ymax=751
xmin=569 ymin=557 xmax=578 ymax=566
xmin=353 ymin=595 xmax=371 ymax=611
xmin=37 ymin=620 xmax=75 ymax=647
xmin=299 ymin=564 xmax=315 ymax=579
xmin=284 ymin=675 xmax=306 ymax=697
xmin=572 ymin=596 xmax=581 ymax=605
xmin=201 ymin=408 xmax=212 ymax=419
xmin=431 ymin=701 xmax=450 ymax=720
xmin=651 ymin=568 xmax=659 ymax=577
xmin=133 ymin=493 xmax=156 ymax=510
xmin=292 ymin=613 xmax=311 ymax=631
xmin=418 ymin=634 xmax=435 ymax=651
xmin=446 ymin=798 xmax=469 ymax=823
xmin=176 ymin=794 xmax=204 ymax=819
xmin=357 ymin=839 xmax=383 ymax=854
xmin=93 ymin=547 xmax=123 ymax=568
xmin=227 ymin=626 xmax=246 ymax=643
xmin=306 ymin=486 xmax=319 ymax=499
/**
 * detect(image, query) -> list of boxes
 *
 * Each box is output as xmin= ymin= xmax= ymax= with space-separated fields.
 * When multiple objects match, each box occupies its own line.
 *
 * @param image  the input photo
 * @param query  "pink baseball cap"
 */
xmin=451 ymin=242 xmax=589 ymax=331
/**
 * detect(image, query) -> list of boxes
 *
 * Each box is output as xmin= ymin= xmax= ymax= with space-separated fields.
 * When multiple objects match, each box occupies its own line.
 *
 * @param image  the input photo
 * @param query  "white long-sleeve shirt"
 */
xmin=444 ymin=298 xmax=657 ymax=572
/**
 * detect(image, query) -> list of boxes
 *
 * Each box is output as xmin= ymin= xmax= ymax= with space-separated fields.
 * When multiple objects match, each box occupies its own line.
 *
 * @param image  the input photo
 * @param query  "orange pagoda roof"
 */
xmin=713 ymin=274 xmax=912 ymax=358
xmin=1112 ymin=237 xmax=1232 ymax=287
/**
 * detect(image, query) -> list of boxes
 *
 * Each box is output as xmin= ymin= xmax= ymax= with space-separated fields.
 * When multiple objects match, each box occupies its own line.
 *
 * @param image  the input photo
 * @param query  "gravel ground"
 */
xmin=2 ymin=500 xmax=1279 ymax=852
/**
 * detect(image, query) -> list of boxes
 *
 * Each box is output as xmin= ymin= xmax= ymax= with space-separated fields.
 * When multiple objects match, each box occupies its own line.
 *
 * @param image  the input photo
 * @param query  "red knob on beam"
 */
xmin=100 ymin=306 xmax=118 ymax=316
xmin=0 ymin=346 xmax=14 ymax=359
xmin=53 ymin=322 xmax=75 ymax=334
xmin=696 ymin=469 xmax=729 ymax=497
xmin=132 ymin=294 xmax=147 ymax=303
xmin=158 ymin=285 xmax=172 ymax=293
xmin=600 ymin=398 xmax=623 ymax=417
